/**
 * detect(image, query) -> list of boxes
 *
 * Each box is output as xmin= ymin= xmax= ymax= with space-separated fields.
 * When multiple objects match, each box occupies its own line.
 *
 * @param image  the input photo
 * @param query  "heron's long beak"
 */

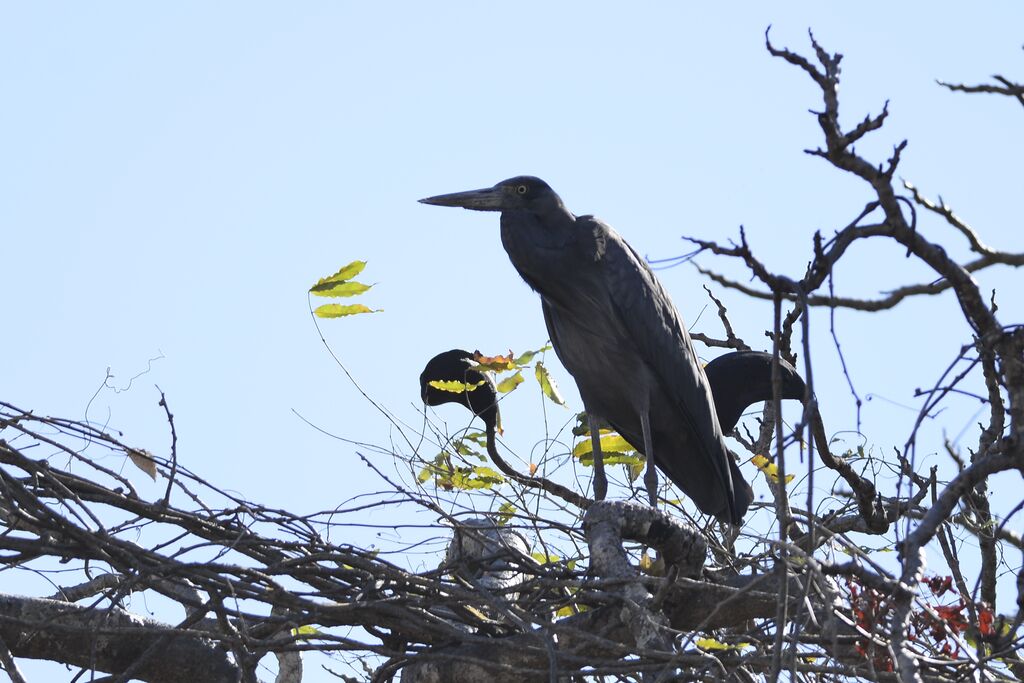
xmin=419 ymin=186 xmax=504 ymax=212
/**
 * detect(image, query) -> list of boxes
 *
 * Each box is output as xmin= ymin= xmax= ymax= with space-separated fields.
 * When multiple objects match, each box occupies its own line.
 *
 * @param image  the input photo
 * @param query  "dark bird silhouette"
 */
xmin=419 ymin=349 xmax=806 ymax=512
xmin=420 ymin=348 xmax=499 ymax=433
xmin=704 ymin=351 xmax=806 ymax=433
xmin=420 ymin=176 xmax=792 ymax=523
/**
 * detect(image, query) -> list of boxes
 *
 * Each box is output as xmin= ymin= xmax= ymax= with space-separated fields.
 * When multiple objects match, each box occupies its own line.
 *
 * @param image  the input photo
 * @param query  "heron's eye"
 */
xmin=516 ymin=184 xmax=528 ymax=195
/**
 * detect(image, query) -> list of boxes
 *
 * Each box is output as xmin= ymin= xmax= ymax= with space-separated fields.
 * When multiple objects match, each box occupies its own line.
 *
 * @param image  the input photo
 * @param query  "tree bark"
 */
xmin=0 ymin=593 xmax=239 ymax=683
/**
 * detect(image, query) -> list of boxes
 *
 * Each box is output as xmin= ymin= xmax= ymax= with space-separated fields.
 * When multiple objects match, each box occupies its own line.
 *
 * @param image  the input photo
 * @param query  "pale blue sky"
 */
xmin=3 ymin=3 xmax=1023 ymax=679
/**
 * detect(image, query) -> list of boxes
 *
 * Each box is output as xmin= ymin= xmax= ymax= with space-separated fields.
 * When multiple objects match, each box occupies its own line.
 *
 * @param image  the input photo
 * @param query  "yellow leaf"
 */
xmin=528 ymin=462 xmax=538 ymax=476
xmin=696 ymin=637 xmax=751 ymax=652
xmin=639 ymin=551 xmax=653 ymax=572
xmin=314 ymin=303 xmax=380 ymax=318
xmin=696 ymin=637 xmax=728 ymax=651
xmin=640 ymin=551 xmax=666 ymax=576
xmin=292 ymin=625 xmax=322 ymax=638
xmin=310 ymin=261 xmax=366 ymax=291
xmin=428 ymin=379 xmax=485 ymax=393
xmin=573 ymin=433 xmax=635 ymax=458
xmin=534 ymin=362 xmax=567 ymax=406
xmin=310 ymin=280 xmax=373 ymax=298
xmin=513 ymin=345 xmax=552 ymax=366
xmin=496 ymin=371 xmax=524 ymax=393
xmin=472 ymin=466 xmax=503 ymax=481
xmin=751 ymin=454 xmax=794 ymax=484
xmin=126 ymin=448 xmax=158 ymax=480
xmin=627 ymin=458 xmax=646 ymax=483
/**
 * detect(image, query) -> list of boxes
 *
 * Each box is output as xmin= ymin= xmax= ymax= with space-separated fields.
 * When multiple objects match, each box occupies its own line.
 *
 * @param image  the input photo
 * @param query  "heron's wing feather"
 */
xmin=578 ymin=216 xmax=738 ymax=508
xmin=540 ymin=298 xmax=571 ymax=373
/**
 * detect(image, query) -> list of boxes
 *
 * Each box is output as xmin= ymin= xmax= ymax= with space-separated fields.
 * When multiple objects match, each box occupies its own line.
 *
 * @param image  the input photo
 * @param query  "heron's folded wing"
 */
xmin=578 ymin=216 xmax=737 ymax=505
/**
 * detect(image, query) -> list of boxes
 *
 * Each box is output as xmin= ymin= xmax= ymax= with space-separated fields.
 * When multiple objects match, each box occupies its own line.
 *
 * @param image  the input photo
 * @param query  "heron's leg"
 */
xmin=640 ymin=409 xmax=658 ymax=507
xmin=588 ymin=413 xmax=608 ymax=501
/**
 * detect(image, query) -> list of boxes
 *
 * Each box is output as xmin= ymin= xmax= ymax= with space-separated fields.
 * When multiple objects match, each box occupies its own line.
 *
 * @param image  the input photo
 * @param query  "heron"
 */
xmin=420 ymin=348 xmax=805 ymax=510
xmin=420 ymin=176 xmax=793 ymax=524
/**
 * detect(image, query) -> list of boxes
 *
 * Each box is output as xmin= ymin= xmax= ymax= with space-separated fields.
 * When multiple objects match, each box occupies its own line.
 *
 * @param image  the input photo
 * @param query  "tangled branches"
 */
xmin=677 ymin=29 xmax=1024 ymax=683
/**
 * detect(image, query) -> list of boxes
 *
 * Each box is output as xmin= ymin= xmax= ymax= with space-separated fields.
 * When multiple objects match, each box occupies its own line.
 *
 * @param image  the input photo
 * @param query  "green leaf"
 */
xmin=463 ymin=431 xmax=489 ymax=447
xmin=453 ymin=439 xmax=478 ymax=457
xmin=310 ymin=260 xmax=366 ymax=292
xmin=496 ymin=502 xmax=516 ymax=525
xmin=421 ymin=459 xmax=504 ymax=490
xmin=419 ymin=454 xmax=456 ymax=489
xmin=496 ymin=371 xmax=524 ymax=393
xmin=579 ymin=452 xmax=644 ymax=468
xmin=428 ymin=379 xmax=485 ymax=393
xmin=572 ymin=433 xmax=636 ymax=458
xmin=450 ymin=466 xmax=504 ymax=490
xmin=570 ymin=412 xmax=597 ymax=437
xmin=534 ymin=362 xmax=567 ymax=406
xmin=314 ymin=303 xmax=380 ymax=318
xmin=310 ymin=280 xmax=373 ymax=298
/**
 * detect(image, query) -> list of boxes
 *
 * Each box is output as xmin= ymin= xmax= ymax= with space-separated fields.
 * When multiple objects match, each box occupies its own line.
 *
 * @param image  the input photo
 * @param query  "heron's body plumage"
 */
xmin=499 ymin=202 xmax=747 ymax=522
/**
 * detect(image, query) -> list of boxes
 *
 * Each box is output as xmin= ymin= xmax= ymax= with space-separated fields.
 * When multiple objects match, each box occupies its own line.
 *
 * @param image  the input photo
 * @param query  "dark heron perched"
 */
xmin=419 ymin=349 xmax=806 ymax=506
xmin=420 ymin=178 xmax=807 ymax=523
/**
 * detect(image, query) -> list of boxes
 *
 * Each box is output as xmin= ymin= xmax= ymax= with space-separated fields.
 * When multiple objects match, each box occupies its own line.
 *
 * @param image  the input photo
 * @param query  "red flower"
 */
xmin=978 ymin=606 xmax=995 ymax=637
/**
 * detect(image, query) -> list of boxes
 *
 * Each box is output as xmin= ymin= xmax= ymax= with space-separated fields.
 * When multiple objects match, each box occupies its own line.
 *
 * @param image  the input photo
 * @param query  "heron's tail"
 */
xmin=721 ymin=457 xmax=753 ymax=525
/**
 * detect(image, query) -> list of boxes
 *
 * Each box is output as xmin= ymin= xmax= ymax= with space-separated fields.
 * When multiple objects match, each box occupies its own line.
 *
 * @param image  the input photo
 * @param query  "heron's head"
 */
xmin=419 ymin=176 xmax=563 ymax=213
